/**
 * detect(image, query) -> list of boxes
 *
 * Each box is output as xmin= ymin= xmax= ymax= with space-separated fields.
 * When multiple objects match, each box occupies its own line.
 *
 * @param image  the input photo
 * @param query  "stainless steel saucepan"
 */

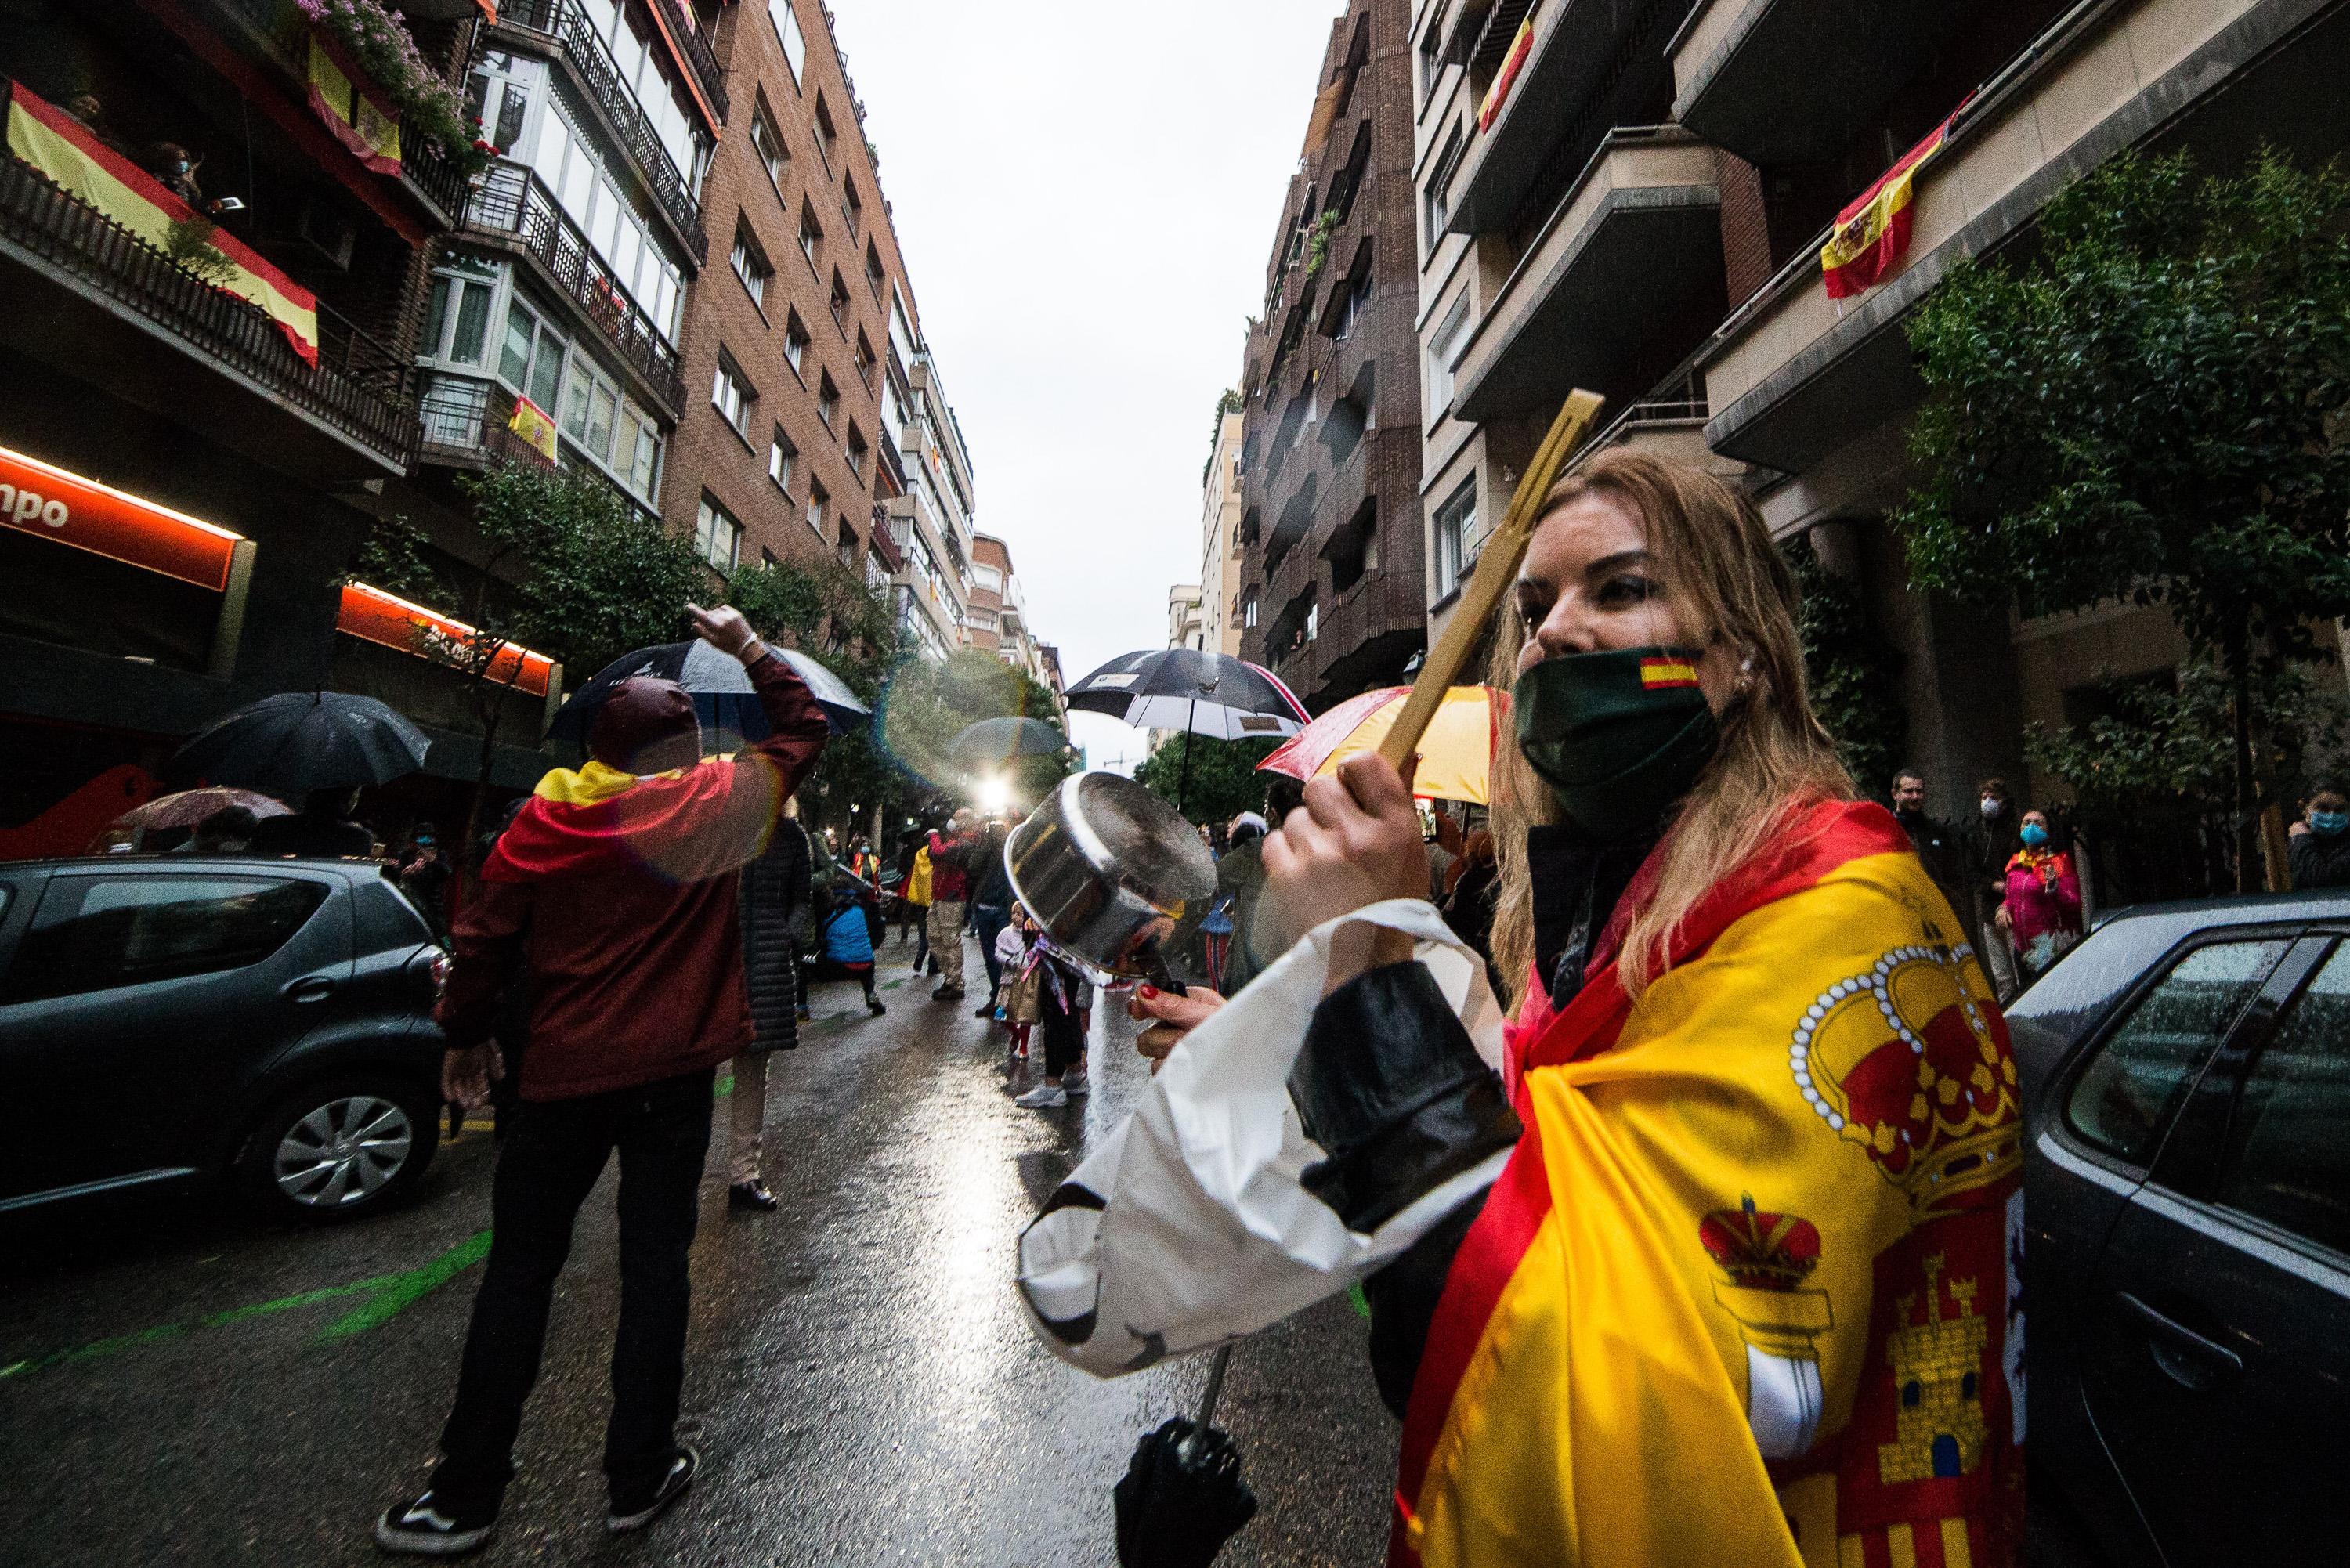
xmin=1003 ymin=771 xmax=1216 ymax=991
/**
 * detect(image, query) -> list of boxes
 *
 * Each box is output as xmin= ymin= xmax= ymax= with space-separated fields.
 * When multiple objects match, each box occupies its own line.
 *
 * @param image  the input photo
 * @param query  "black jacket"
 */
xmin=739 ymin=818 xmax=813 ymax=1051
xmin=2290 ymin=829 xmax=2350 ymax=890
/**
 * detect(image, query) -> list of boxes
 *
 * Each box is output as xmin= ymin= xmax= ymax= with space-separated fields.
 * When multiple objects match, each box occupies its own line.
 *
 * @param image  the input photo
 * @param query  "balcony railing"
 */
xmin=493 ymin=0 xmax=708 ymax=261
xmin=0 ymin=150 xmax=418 ymax=467
xmin=463 ymin=161 xmax=685 ymax=413
xmin=417 ymin=373 xmax=556 ymax=468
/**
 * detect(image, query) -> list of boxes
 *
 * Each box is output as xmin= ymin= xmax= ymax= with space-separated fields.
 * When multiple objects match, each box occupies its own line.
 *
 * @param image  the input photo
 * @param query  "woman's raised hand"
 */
xmin=1129 ymin=984 xmax=1225 ymax=1071
xmin=1260 ymin=753 xmax=1427 ymax=952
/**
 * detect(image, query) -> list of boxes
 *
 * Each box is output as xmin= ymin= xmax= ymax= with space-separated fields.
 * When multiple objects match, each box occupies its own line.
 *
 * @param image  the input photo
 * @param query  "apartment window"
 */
xmin=694 ymin=497 xmax=741 ymax=574
xmin=1426 ymin=294 xmax=1471 ymax=423
xmin=972 ymin=562 xmax=1003 ymax=593
xmin=422 ymin=263 xmax=496 ymax=366
xmin=1417 ymin=17 xmax=1441 ymax=106
xmin=853 ymin=331 xmax=876 ymax=391
xmin=1424 ymin=123 xmax=1465 ymax=252
xmin=846 ymin=423 xmax=868 ymax=479
xmin=712 ymin=351 xmax=754 ymax=439
xmin=866 ymin=240 xmax=886 ymax=303
xmin=830 ymin=270 xmax=851 ymax=333
xmin=1432 ymin=478 xmax=1475 ymax=599
xmin=783 ymin=312 xmax=812 ymax=378
xmin=798 ymin=202 xmax=822 ymax=270
xmin=768 ymin=427 xmax=797 ymax=493
xmin=750 ymin=99 xmax=789 ymax=190
xmin=614 ymin=401 xmax=662 ymax=499
xmin=806 ymin=479 xmax=829 ymax=537
xmin=494 ymin=298 xmax=566 ymax=416
xmin=813 ymin=93 xmax=838 ymax=168
xmin=768 ymin=0 xmax=805 ymax=84
xmin=1243 ymin=592 xmax=1258 ymax=630
xmin=1336 ymin=270 xmax=1372 ymax=341
xmin=841 ymin=177 xmax=862 ymax=237
xmin=730 ymin=222 xmax=772 ymax=309
xmin=817 ymin=373 xmax=840 ymax=430
xmin=1305 ymin=602 xmax=1319 ymax=642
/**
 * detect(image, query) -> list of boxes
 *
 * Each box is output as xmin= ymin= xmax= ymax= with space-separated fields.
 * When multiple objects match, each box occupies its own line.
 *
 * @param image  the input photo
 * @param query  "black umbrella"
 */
xmin=547 ymin=641 xmax=870 ymax=750
xmin=1112 ymin=1346 xmax=1256 ymax=1568
xmin=172 ymin=692 xmax=432 ymax=795
xmin=948 ymin=716 xmax=1069 ymax=769
xmin=1064 ymin=650 xmax=1308 ymax=741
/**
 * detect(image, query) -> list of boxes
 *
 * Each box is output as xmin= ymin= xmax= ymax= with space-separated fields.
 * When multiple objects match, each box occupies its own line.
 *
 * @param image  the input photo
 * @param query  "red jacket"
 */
xmin=927 ymin=829 xmax=977 ymax=902
xmin=437 ymin=651 xmax=829 ymax=1100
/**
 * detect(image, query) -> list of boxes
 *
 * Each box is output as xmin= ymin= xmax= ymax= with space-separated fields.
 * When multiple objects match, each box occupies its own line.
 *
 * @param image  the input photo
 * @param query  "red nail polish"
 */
xmin=1139 ymin=985 xmax=1158 ymax=999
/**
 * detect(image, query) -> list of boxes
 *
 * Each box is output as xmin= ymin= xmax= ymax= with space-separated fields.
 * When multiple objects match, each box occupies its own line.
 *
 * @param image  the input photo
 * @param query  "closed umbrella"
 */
xmin=172 ymin=692 xmax=432 ymax=794
xmin=1256 ymin=684 xmax=1504 ymax=804
xmin=547 ymin=641 xmax=870 ymax=750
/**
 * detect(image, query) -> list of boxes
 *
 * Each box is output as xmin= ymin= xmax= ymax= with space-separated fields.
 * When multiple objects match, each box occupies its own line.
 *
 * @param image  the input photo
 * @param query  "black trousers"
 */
xmin=431 ymin=1067 xmax=714 ymax=1512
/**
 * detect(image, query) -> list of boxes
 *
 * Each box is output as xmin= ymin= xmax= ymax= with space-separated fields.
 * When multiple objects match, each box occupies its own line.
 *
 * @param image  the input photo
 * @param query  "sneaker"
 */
xmin=374 ymin=1491 xmax=497 ymax=1557
xmin=1065 ymin=1070 xmax=1090 ymax=1096
xmin=608 ymin=1447 xmax=697 ymax=1535
xmin=932 ymin=985 xmax=965 ymax=1002
xmin=728 ymin=1180 xmax=777 ymax=1212
xmin=1014 ymin=1083 xmax=1068 ymax=1108
xmin=867 ymin=997 xmax=888 ymax=1017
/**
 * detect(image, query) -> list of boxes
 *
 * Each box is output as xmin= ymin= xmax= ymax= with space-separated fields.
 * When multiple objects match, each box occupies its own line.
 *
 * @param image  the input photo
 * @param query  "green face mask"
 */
xmin=1513 ymin=645 xmax=1720 ymax=842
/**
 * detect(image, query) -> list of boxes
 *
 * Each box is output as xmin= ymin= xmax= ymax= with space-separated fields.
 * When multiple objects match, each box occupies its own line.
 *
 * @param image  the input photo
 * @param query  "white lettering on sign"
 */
xmin=0 ymin=483 xmax=71 ymax=528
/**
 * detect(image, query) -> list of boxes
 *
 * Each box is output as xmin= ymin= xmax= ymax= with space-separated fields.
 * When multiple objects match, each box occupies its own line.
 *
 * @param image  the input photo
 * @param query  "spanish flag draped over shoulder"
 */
xmin=5 ymin=82 xmax=320 ymax=363
xmin=1396 ymin=800 xmax=2025 ymax=1568
xmin=1819 ymin=101 xmax=1970 ymax=301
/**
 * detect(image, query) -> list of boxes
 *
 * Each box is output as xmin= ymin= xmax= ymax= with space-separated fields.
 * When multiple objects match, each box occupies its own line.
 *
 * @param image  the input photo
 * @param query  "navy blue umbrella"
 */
xmin=547 ymin=641 xmax=870 ymax=751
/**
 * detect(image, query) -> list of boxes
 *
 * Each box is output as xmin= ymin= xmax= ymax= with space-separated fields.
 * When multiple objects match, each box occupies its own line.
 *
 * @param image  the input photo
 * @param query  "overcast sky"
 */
xmin=826 ymin=0 xmax=1343 ymax=772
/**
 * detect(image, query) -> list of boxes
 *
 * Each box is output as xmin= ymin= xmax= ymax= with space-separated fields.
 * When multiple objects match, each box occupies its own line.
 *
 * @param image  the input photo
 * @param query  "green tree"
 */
xmin=354 ymin=459 xmax=703 ymax=876
xmin=1894 ymin=148 xmax=2350 ymax=888
xmin=1134 ymin=734 xmax=1282 ymax=825
xmin=875 ymin=649 xmax=1072 ymax=823
xmin=728 ymin=554 xmax=904 ymax=840
xmin=1783 ymin=538 xmax=1906 ymax=798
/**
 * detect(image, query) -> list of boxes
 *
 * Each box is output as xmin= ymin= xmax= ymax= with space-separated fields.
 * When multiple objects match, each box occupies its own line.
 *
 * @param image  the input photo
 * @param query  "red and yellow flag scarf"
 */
xmin=1395 ymin=800 xmax=2025 ymax=1568
xmin=486 ymin=757 xmax=783 ymax=888
xmin=1820 ymin=99 xmax=1970 ymax=301
xmin=5 ymin=82 xmax=320 ymax=363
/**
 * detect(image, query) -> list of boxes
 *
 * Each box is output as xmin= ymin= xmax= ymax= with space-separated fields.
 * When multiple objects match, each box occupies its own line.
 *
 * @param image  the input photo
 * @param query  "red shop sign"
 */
xmin=0 ymin=444 xmax=242 ymax=591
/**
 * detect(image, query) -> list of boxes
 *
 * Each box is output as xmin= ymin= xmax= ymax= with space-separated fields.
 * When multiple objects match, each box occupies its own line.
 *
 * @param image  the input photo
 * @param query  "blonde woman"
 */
xmin=1032 ymin=453 xmax=2023 ymax=1568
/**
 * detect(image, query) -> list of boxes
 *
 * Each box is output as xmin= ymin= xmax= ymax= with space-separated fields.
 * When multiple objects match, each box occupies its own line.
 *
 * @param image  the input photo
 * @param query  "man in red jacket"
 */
xmin=375 ymin=605 xmax=827 ymax=1557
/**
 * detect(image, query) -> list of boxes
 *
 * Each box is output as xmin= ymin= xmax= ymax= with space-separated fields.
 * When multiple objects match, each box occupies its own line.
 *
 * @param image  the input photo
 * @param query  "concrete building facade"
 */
xmin=1408 ymin=0 xmax=2350 ymax=853
xmin=1197 ymin=405 xmax=1246 ymax=656
xmin=1234 ymin=0 xmax=1426 ymax=715
xmin=1167 ymin=584 xmax=1206 ymax=652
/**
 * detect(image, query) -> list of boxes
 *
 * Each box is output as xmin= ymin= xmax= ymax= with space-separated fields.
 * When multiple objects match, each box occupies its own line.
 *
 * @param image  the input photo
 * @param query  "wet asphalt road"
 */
xmin=0 ymin=931 xmax=1394 ymax=1568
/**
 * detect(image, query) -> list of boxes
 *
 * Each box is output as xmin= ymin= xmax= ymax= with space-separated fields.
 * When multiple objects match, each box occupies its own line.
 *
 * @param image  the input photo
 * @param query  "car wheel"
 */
xmin=239 ymin=1075 xmax=438 ymax=1222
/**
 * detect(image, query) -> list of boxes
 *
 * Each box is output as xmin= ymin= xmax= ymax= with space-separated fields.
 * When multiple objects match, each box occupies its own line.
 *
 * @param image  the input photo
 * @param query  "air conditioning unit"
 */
xmin=297 ymin=199 xmax=356 ymax=271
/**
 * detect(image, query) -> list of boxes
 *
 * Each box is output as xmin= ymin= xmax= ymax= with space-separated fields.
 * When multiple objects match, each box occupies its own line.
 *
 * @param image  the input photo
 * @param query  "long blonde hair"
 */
xmin=1486 ymin=450 xmax=1853 ymax=1006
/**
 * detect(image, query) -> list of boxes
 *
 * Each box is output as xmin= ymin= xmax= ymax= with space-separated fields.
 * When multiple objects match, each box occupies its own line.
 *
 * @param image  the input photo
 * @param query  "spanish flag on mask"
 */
xmin=1819 ymin=101 xmax=1969 ymax=301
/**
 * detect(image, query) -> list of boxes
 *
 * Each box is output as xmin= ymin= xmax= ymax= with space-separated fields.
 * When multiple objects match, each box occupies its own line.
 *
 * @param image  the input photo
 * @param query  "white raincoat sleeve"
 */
xmin=1014 ymin=900 xmax=1514 ymax=1375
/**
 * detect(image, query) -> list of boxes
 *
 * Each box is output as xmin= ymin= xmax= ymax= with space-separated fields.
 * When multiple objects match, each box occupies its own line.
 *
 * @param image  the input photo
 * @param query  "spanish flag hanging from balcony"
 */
xmin=5 ymin=82 xmax=320 ymax=364
xmin=508 ymin=394 xmax=560 ymax=464
xmin=305 ymin=33 xmax=402 ymax=175
xmin=1477 ymin=14 xmax=1536 ymax=132
xmin=1819 ymin=99 xmax=1969 ymax=300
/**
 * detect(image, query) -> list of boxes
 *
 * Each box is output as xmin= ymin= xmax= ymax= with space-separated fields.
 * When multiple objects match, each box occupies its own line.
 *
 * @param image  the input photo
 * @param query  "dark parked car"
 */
xmin=0 ymin=857 xmax=447 ymax=1223
xmin=2007 ymin=891 xmax=2349 ymax=1566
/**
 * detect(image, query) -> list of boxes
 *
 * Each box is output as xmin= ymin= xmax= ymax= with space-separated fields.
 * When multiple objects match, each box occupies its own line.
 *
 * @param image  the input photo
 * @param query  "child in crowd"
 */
xmin=996 ymin=905 xmax=1040 ymax=1062
xmin=1014 ymin=924 xmax=1092 ymax=1110
xmin=803 ymin=879 xmax=888 ymax=1016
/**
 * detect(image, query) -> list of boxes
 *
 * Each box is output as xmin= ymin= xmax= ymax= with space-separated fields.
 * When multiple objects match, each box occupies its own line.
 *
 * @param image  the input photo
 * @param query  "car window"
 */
xmin=353 ymin=876 xmax=432 ymax=953
xmin=0 ymin=875 xmax=329 ymax=1003
xmin=2066 ymin=938 xmax=2288 ymax=1166
xmin=2210 ymin=943 xmax=2350 ymax=1258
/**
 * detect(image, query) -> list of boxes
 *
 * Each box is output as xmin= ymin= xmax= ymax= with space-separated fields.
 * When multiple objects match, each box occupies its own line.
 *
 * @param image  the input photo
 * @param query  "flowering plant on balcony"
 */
xmin=296 ymin=0 xmax=495 ymax=174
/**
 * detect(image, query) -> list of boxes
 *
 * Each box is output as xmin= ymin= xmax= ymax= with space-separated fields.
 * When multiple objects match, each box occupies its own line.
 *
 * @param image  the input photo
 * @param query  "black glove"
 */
xmin=1113 ymin=1418 xmax=1256 ymax=1568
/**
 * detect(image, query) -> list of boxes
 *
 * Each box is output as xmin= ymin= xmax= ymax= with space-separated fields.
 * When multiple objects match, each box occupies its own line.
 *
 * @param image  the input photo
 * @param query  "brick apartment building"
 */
xmin=1234 ymin=0 xmax=1426 ymax=716
xmin=0 ymin=0 xmax=477 ymax=854
xmin=1407 ymin=0 xmax=2348 ymax=887
xmin=666 ymin=0 xmax=922 ymax=599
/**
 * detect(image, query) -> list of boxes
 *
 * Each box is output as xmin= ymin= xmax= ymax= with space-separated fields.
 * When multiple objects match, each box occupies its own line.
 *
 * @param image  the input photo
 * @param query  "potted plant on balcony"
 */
xmin=296 ymin=0 xmax=497 ymax=175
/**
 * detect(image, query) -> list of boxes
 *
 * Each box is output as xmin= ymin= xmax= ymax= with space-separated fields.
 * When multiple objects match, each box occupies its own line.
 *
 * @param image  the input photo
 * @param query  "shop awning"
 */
xmin=0 ymin=443 xmax=244 ymax=591
xmin=337 ymin=582 xmax=557 ymax=699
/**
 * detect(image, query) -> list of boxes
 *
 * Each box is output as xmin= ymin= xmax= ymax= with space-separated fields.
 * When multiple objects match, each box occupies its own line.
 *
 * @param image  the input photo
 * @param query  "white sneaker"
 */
xmin=1015 ymin=1083 xmax=1068 ymax=1108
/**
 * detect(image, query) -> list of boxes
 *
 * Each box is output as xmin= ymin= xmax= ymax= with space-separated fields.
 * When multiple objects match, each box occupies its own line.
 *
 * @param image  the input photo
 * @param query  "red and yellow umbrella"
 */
xmin=1255 ymin=685 xmax=1506 ymax=805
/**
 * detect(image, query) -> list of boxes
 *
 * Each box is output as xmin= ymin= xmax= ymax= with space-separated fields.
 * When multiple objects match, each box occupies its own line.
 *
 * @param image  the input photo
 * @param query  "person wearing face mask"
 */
xmin=2289 ymin=783 xmax=2350 ymax=889
xmin=1966 ymin=779 xmax=2024 ymax=998
xmin=1998 ymin=811 xmax=2081 ymax=980
xmin=1033 ymin=453 xmax=2024 ymax=1568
